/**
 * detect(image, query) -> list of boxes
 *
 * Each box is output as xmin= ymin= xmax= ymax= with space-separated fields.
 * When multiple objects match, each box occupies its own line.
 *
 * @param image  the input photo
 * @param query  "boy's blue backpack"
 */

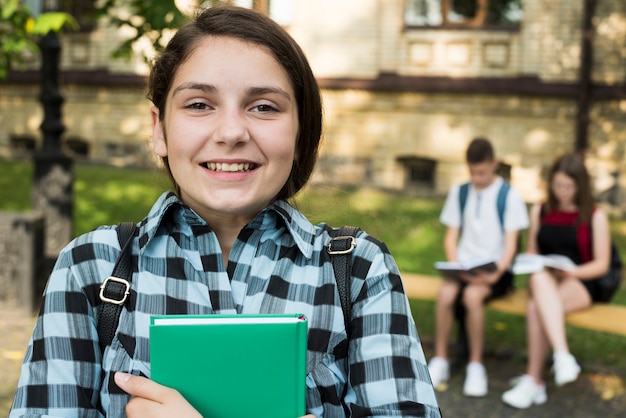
xmin=458 ymin=181 xmax=510 ymax=230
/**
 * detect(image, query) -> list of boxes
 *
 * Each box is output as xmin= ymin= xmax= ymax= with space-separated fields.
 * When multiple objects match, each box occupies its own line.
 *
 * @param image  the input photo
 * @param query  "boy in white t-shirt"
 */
xmin=428 ymin=138 xmax=529 ymax=397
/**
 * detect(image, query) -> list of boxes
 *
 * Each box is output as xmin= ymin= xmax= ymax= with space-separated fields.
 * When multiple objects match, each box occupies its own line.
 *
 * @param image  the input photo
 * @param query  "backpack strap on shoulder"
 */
xmin=98 ymin=222 xmax=137 ymax=352
xmin=458 ymin=182 xmax=470 ymax=224
xmin=496 ymin=181 xmax=511 ymax=231
xmin=327 ymin=226 xmax=360 ymax=339
xmin=460 ymin=180 xmax=510 ymax=231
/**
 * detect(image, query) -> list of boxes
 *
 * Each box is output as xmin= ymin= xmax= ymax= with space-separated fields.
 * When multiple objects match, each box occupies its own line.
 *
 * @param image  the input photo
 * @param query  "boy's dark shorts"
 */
xmin=457 ymin=270 xmax=514 ymax=303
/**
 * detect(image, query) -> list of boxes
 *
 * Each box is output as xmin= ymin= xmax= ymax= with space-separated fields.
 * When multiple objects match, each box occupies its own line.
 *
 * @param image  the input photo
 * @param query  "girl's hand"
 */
xmin=115 ymin=372 xmax=316 ymax=418
xmin=114 ymin=372 xmax=202 ymax=418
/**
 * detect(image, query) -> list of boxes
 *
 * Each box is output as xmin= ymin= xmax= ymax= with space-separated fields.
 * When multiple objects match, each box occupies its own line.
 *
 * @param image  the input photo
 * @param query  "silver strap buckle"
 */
xmin=99 ymin=276 xmax=131 ymax=305
xmin=327 ymin=235 xmax=357 ymax=255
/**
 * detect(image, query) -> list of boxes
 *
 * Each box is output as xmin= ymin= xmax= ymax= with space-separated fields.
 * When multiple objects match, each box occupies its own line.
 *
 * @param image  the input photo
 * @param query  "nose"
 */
xmin=212 ymin=108 xmax=250 ymax=146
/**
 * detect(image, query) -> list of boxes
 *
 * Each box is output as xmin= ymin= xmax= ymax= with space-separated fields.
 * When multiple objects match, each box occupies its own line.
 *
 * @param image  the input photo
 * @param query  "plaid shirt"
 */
xmin=10 ymin=192 xmax=440 ymax=418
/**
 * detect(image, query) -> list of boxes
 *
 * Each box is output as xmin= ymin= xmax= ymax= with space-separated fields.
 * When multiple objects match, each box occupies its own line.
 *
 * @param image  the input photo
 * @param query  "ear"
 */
xmin=151 ymin=106 xmax=167 ymax=157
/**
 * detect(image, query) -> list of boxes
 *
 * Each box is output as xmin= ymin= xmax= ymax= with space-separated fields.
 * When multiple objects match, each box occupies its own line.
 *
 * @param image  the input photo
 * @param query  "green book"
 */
xmin=150 ymin=313 xmax=308 ymax=418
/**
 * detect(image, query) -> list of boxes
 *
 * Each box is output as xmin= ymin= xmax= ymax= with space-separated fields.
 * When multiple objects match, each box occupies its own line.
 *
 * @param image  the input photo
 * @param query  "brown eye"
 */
xmin=252 ymin=104 xmax=278 ymax=113
xmin=186 ymin=102 xmax=210 ymax=110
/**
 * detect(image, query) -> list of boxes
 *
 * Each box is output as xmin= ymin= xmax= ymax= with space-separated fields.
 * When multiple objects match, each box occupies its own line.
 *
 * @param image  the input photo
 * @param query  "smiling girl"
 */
xmin=10 ymin=6 xmax=440 ymax=418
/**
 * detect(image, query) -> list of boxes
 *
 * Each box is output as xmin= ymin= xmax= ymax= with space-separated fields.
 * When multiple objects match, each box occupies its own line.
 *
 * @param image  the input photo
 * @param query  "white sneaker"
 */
xmin=427 ymin=357 xmax=449 ymax=389
xmin=463 ymin=362 xmax=488 ymax=397
xmin=501 ymin=375 xmax=547 ymax=409
xmin=553 ymin=352 xmax=581 ymax=386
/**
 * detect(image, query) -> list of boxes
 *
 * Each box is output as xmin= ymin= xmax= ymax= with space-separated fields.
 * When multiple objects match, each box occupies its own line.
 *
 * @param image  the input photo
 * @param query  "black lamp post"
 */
xmin=31 ymin=0 xmax=74 ymax=257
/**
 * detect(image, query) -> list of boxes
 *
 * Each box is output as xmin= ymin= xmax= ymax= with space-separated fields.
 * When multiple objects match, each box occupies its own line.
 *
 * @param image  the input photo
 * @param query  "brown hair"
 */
xmin=147 ymin=5 xmax=322 ymax=200
xmin=545 ymin=152 xmax=594 ymax=223
xmin=465 ymin=137 xmax=495 ymax=164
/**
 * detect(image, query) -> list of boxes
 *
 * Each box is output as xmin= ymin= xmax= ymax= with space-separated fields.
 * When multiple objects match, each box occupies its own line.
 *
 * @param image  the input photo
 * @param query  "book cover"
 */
xmin=150 ymin=313 xmax=308 ymax=418
xmin=512 ymin=254 xmax=577 ymax=275
xmin=434 ymin=259 xmax=498 ymax=279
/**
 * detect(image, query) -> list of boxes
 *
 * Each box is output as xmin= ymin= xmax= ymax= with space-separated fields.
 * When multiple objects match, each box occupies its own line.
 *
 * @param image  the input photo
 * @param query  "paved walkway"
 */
xmin=0 ymin=311 xmax=36 ymax=417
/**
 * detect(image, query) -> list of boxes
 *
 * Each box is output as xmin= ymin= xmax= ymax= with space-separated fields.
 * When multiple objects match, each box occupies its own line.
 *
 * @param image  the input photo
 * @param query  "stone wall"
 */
xmin=316 ymin=88 xmax=625 ymax=203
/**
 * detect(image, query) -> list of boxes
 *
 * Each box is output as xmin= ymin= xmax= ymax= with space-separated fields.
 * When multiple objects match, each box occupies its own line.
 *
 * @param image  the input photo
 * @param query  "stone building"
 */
xmin=1 ymin=0 xmax=625 ymax=204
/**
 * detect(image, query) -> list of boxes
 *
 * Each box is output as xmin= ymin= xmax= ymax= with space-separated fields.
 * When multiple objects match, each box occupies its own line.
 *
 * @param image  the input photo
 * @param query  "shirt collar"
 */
xmin=137 ymin=191 xmax=316 ymax=259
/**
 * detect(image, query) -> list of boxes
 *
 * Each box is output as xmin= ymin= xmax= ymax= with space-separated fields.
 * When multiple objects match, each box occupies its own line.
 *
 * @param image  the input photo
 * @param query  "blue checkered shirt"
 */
xmin=10 ymin=191 xmax=440 ymax=417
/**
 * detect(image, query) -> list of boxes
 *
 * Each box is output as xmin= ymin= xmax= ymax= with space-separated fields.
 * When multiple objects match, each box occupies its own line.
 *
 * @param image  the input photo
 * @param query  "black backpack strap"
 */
xmin=327 ymin=226 xmax=360 ymax=338
xmin=97 ymin=222 xmax=137 ymax=352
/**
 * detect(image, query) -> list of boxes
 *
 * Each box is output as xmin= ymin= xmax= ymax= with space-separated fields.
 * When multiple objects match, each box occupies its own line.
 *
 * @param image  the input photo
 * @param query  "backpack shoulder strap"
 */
xmin=460 ymin=181 xmax=510 ymax=233
xmin=97 ymin=222 xmax=137 ymax=352
xmin=458 ymin=182 xmax=471 ymax=224
xmin=327 ymin=226 xmax=360 ymax=339
xmin=496 ymin=181 xmax=511 ymax=230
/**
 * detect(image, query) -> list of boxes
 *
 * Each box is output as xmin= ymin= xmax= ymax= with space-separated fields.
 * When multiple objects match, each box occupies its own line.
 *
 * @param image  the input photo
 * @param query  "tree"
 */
xmin=0 ymin=0 xmax=271 ymax=77
xmin=95 ymin=0 xmax=268 ymax=62
xmin=0 ymin=0 xmax=77 ymax=78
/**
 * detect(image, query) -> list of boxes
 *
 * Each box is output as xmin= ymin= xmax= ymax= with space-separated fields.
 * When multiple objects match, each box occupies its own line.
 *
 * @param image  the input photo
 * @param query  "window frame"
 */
xmin=404 ymin=0 xmax=522 ymax=31
xmin=397 ymin=156 xmax=437 ymax=190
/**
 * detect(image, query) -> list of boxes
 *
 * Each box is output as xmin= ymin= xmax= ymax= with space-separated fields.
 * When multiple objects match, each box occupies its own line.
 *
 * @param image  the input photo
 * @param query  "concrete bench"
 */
xmin=402 ymin=273 xmax=626 ymax=337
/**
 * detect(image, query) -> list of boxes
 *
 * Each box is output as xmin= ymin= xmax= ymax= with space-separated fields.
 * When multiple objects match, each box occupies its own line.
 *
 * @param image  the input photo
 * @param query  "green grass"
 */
xmin=2 ymin=158 xmax=625 ymax=370
xmin=1 ymin=159 xmax=169 ymax=236
xmin=295 ymin=185 xmax=447 ymax=275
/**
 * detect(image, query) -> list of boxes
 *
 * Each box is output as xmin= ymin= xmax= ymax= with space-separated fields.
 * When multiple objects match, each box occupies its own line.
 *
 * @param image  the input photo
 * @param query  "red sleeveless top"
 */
xmin=537 ymin=207 xmax=593 ymax=264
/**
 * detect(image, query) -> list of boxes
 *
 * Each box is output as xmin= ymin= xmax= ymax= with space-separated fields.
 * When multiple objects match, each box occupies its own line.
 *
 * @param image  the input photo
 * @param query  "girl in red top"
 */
xmin=501 ymin=152 xmax=611 ymax=409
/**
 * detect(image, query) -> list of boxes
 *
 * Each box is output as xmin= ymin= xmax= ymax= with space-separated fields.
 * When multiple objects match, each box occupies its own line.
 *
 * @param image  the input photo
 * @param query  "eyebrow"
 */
xmin=171 ymin=82 xmax=292 ymax=102
xmin=171 ymin=82 xmax=216 ymax=96
xmin=246 ymin=86 xmax=292 ymax=102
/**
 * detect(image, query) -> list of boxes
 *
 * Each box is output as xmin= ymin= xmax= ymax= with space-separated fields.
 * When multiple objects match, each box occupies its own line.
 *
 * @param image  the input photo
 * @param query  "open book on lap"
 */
xmin=512 ymin=253 xmax=576 ymax=275
xmin=434 ymin=258 xmax=498 ymax=279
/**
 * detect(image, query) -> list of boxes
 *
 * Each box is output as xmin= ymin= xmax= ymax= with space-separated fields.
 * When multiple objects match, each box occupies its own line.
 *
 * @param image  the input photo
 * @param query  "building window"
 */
xmin=405 ymin=0 xmax=523 ymax=29
xmin=10 ymin=134 xmax=37 ymax=156
xmin=61 ymin=0 xmax=97 ymax=31
xmin=64 ymin=137 xmax=89 ymax=158
xmin=397 ymin=156 xmax=437 ymax=189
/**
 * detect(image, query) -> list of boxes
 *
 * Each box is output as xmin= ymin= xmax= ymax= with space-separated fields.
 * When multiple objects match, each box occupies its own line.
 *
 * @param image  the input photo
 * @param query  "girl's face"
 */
xmin=152 ymin=36 xmax=299 ymax=224
xmin=551 ymin=171 xmax=578 ymax=207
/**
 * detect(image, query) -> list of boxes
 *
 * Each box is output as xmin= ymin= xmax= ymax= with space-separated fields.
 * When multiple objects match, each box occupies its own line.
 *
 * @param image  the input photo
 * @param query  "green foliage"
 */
xmin=0 ymin=0 xmax=77 ymax=78
xmin=95 ymin=0 xmax=225 ymax=61
xmin=0 ymin=0 xmax=37 ymax=78
xmin=29 ymin=12 xmax=78 ymax=34
xmin=96 ymin=0 xmax=187 ymax=60
xmin=451 ymin=0 xmax=523 ymax=24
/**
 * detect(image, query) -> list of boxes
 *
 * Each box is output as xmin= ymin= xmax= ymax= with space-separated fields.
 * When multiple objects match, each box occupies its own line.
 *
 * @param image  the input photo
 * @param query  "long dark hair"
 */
xmin=147 ymin=5 xmax=323 ymax=200
xmin=545 ymin=152 xmax=594 ymax=223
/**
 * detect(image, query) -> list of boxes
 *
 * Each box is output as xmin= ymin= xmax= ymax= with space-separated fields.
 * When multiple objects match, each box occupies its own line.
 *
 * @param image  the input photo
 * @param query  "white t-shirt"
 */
xmin=439 ymin=176 xmax=529 ymax=263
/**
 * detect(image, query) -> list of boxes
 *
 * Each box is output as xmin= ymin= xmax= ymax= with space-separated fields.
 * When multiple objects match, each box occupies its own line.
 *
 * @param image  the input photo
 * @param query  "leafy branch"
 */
xmin=0 ymin=0 xmax=77 ymax=78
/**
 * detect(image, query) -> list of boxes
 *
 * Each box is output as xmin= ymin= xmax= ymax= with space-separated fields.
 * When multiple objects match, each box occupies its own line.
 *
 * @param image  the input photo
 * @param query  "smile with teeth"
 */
xmin=204 ymin=162 xmax=255 ymax=172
